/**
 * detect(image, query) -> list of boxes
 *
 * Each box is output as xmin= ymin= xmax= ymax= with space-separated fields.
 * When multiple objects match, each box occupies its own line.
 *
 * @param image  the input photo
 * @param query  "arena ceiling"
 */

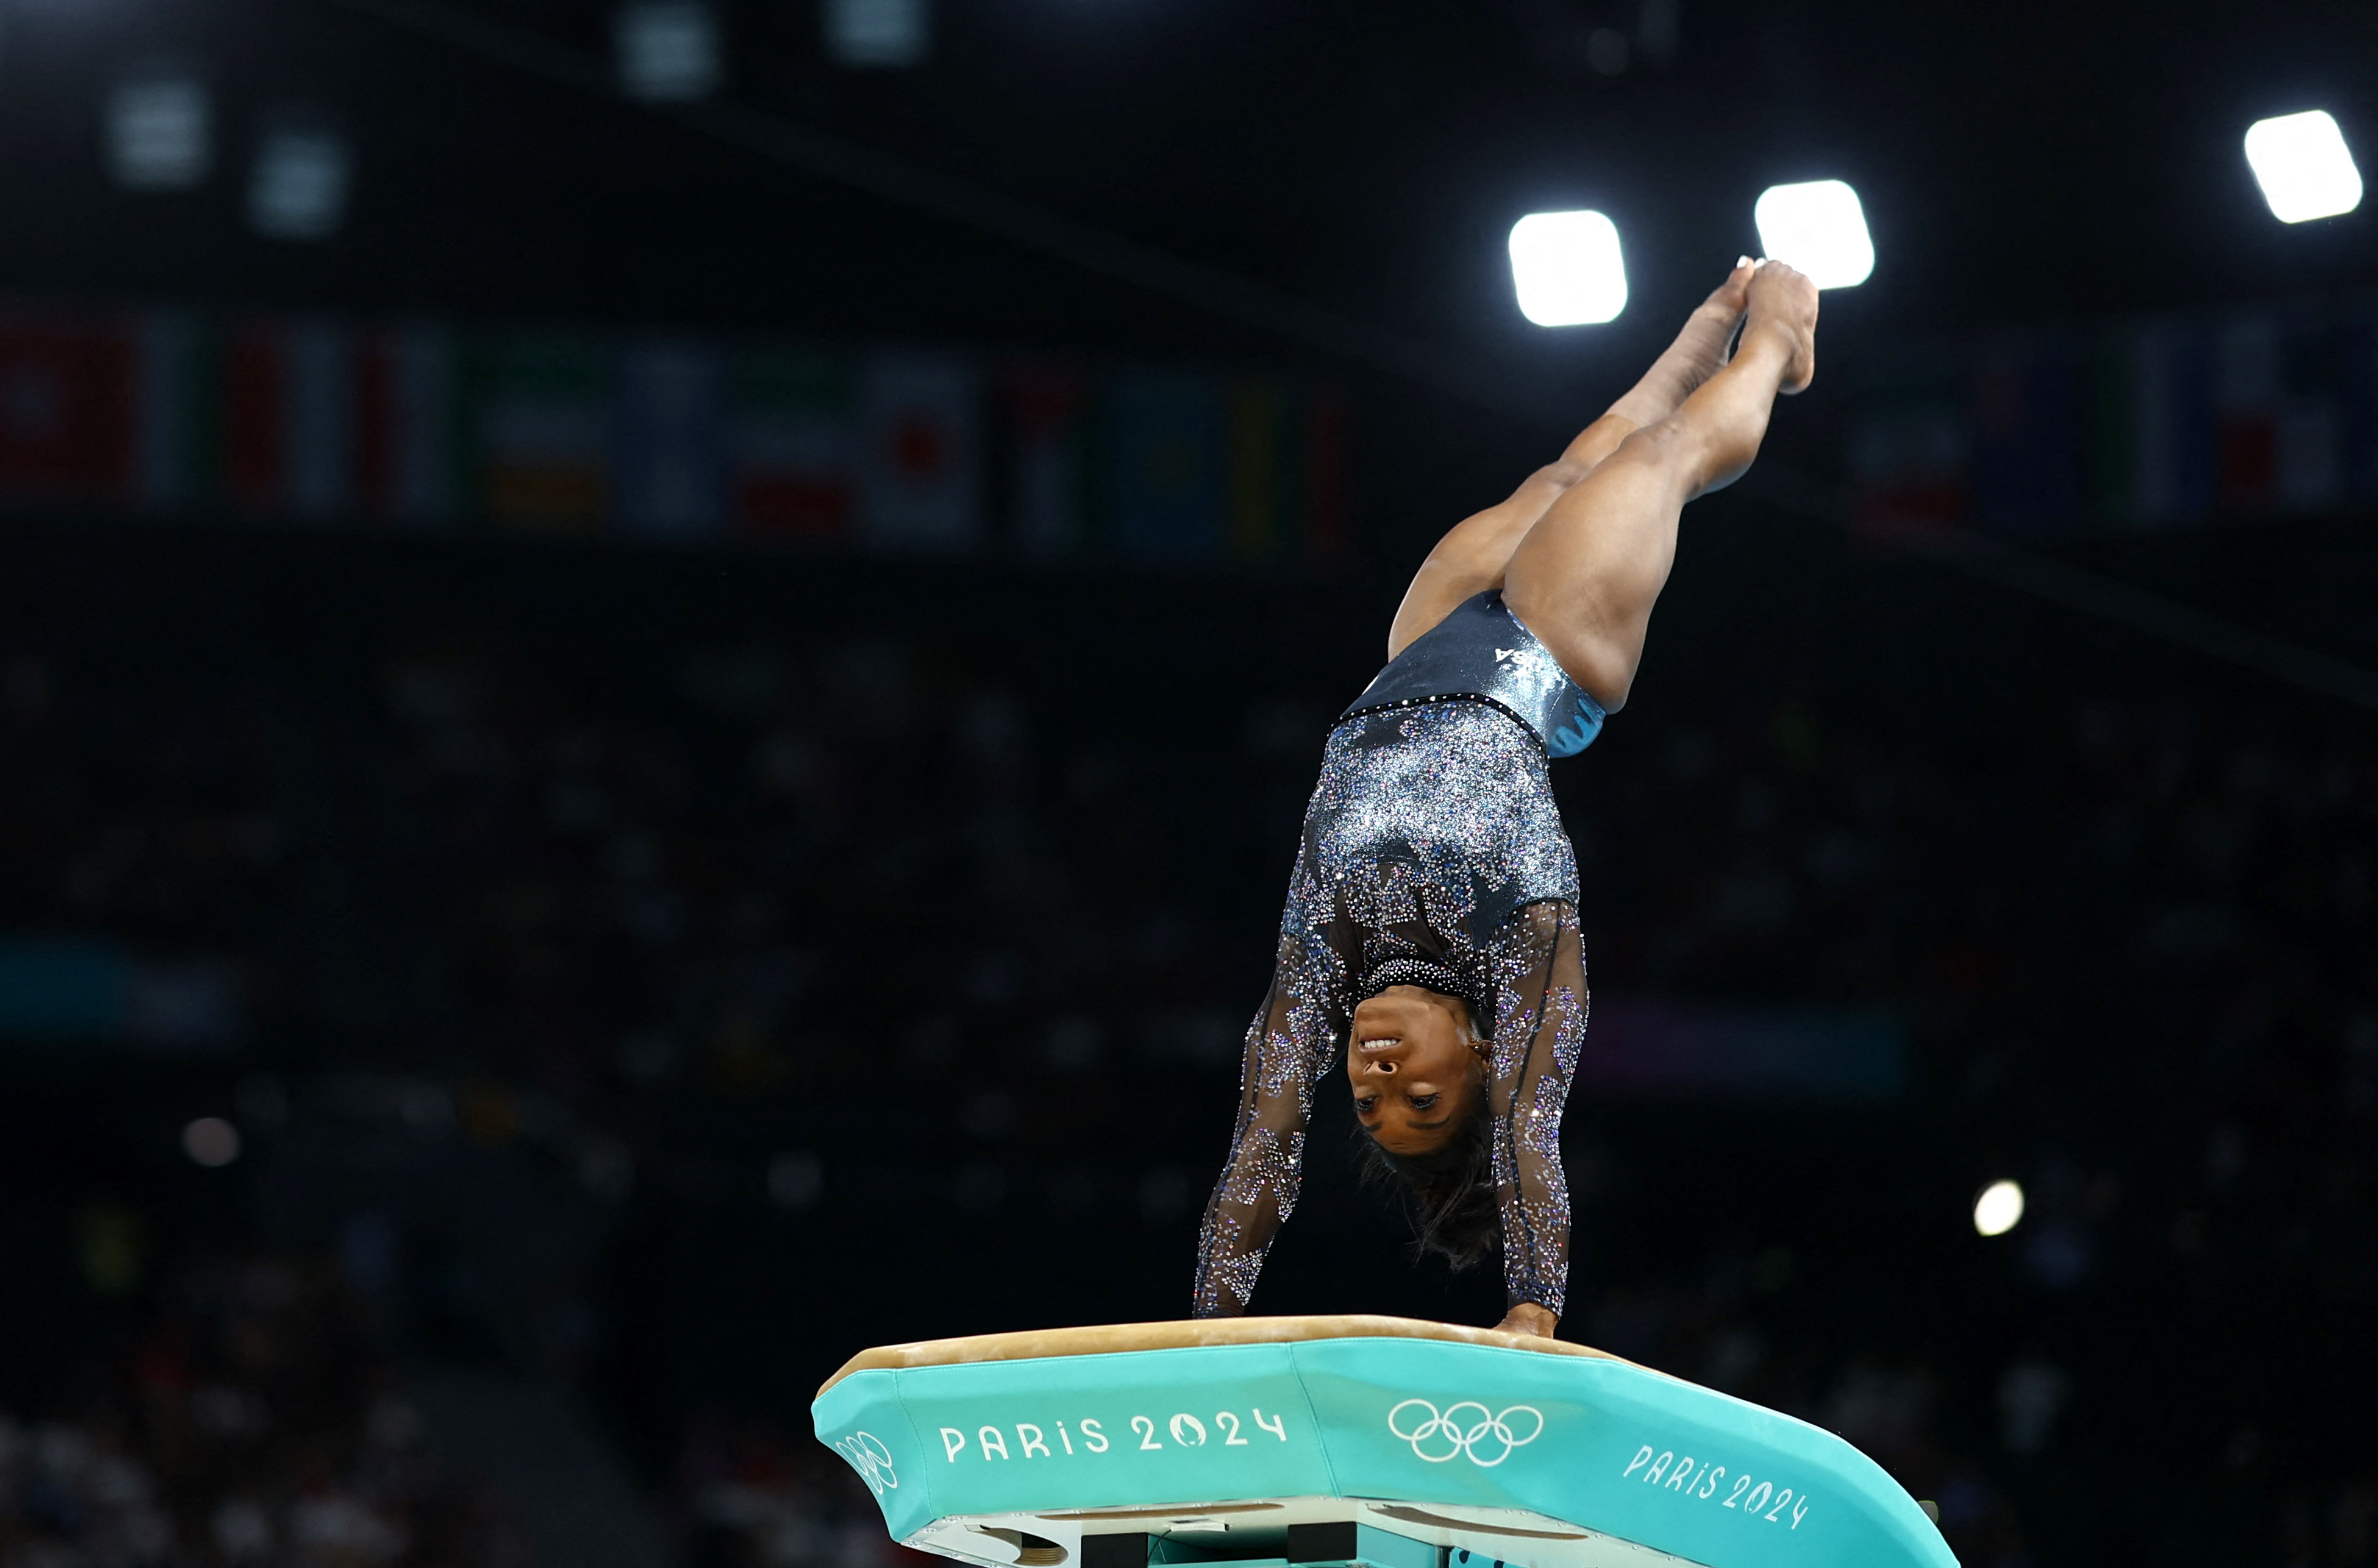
xmin=0 ymin=0 xmax=2367 ymax=390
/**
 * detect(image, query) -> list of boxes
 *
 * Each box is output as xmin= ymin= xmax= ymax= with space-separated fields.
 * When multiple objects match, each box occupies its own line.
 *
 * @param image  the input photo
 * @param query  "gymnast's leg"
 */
xmin=1502 ymin=260 xmax=1820 ymax=712
xmin=1384 ymin=258 xmax=1759 ymax=661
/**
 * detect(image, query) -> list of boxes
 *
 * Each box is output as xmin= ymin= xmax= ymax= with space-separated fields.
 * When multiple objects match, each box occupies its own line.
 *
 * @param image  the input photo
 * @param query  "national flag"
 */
xmin=221 ymin=324 xmax=281 ymax=514
xmin=0 ymin=313 xmax=132 ymax=508
xmin=1220 ymin=379 xmax=1351 ymax=565
xmin=2346 ymin=319 xmax=2378 ymax=503
xmin=2269 ymin=319 xmax=2365 ymax=514
xmin=1970 ymin=336 xmax=2083 ymax=536
xmin=125 ymin=310 xmax=216 ymax=514
xmin=1848 ymin=400 xmax=1965 ymax=534
xmin=2170 ymin=315 xmax=2370 ymax=519
xmin=1107 ymin=371 xmax=1225 ymax=560
xmin=616 ymin=336 xmax=724 ymax=541
xmin=285 ymin=321 xmax=354 ymax=520
xmin=856 ymin=351 xmax=980 ymax=552
xmin=2084 ymin=319 xmax=2212 ymax=529
xmin=1002 ymin=361 xmax=1092 ymax=559
xmin=355 ymin=322 xmax=461 ymax=527
xmin=477 ymin=333 xmax=610 ymax=531
xmin=1226 ymin=378 xmax=1289 ymax=563
xmin=2213 ymin=315 xmax=2281 ymax=514
xmin=1846 ymin=344 xmax=1969 ymax=533
xmin=222 ymin=316 xmax=356 ymax=521
xmin=728 ymin=347 xmax=853 ymax=540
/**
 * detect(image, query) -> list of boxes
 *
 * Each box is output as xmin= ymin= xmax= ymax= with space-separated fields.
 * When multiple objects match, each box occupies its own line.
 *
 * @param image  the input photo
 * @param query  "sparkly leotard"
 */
xmin=1192 ymin=592 xmax=1597 ymax=1320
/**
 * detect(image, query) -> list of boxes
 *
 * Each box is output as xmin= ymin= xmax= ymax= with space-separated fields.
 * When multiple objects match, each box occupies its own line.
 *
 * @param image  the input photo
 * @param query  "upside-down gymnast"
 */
xmin=1191 ymin=258 xmax=1821 ymax=1339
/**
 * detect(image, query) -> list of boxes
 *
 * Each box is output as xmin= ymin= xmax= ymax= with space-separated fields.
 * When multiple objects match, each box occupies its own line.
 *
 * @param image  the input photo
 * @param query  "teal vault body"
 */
xmin=812 ymin=1318 xmax=1954 ymax=1568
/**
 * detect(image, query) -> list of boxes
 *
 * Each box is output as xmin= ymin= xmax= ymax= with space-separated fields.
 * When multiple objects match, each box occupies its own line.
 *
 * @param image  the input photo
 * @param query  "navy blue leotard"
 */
xmin=1193 ymin=593 xmax=1600 ymax=1321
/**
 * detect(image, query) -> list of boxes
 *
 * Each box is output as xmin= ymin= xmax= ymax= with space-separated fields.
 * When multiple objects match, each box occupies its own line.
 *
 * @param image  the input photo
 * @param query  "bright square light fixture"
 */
xmin=1753 ymin=179 xmax=1875 ymax=289
xmin=2243 ymin=110 xmax=2362 ymax=223
xmin=1508 ymin=210 xmax=1628 ymax=327
xmin=616 ymin=1 xmax=723 ymax=102
xmin=107 ymin=73 xmax=212 ymax=190
xmin=249 ymin=125 xmax=353 ymax=240
xmin=825 ymin=0 xmax=930 ymax=68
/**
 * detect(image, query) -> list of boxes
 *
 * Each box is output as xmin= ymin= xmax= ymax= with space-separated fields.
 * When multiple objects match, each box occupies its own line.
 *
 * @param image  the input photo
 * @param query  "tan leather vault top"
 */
xmin=816 ymin=1314 xmax=1620 ymax=1399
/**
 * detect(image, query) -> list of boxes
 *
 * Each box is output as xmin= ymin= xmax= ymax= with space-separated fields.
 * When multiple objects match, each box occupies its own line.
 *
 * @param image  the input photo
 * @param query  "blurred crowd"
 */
xmin=378 ymin=623 xmax=1255 ymax=1159
xmin=673 ymin=1419 xmax=934 ymax=1568
xmin=0 ymin=648 xmax=295 ymax=1009
xmin=0 ymin=539 xmax=2371 ymax=1568
xmin=0 ymin=1255 xmax=527 ymax=1568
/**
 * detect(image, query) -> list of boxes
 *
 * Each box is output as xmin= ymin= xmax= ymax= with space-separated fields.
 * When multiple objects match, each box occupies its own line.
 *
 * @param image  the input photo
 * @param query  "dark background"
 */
xmin=0 ymin=2 xmax=2373 ymax=1567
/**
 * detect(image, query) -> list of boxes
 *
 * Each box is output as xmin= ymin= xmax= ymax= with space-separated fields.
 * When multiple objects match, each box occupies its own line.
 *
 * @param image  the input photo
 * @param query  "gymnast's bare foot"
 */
xmin=1680 ymin=255 xmax=1757 ymax=377
xmin=1494 ymin=1302 xmax=1559 ymax=1339
xmin=1743 ymin=260 xmax=1820 ymax=395
xmin=1603 ymin=257 xmax=1759 ymax=428
xmin=1703 ymin=255 xmax=1758 ymax=319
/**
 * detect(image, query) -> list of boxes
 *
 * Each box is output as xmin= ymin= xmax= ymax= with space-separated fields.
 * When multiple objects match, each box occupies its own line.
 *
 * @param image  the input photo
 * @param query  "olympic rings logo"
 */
xmin=1386 ymin=1400 xmax=1545 ymax=1467
xmin=834 ymin=1430 xmax=898 ymax=1495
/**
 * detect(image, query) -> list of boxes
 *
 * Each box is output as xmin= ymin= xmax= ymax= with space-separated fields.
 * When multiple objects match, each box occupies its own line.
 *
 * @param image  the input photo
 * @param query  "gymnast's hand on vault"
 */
xmin=1494 ymin=1303 xmax=1559 ymax=1339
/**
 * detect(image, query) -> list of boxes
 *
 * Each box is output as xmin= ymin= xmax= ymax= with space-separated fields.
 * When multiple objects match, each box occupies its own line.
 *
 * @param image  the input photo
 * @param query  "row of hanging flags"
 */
xmin=1851 ymin=302 xmax=2378 ymax=536
xmin=0 ymin=303 xmax=1349 ymax=564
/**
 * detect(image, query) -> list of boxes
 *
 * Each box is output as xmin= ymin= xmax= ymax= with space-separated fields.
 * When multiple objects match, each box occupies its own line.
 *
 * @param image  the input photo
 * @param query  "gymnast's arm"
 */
xmin=1191 ymin=928 xmax=1346 ymax=1318
xmin=1483 ymin=899 xmax=1590 ymax=1338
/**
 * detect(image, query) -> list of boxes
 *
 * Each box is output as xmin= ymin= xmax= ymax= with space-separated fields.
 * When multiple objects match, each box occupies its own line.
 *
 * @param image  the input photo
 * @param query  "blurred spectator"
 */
xmin=0 ymin=544 xmax=2370 ymax=1568
xmin=0 ymin=1252 xmax=529 ymax=1567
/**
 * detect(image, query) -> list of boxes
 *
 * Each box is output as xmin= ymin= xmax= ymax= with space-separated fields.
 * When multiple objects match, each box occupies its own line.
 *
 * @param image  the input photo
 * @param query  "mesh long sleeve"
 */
xmin=1191 ymin=920 xmax=1349 ymax=1318
xmin=1481 ymin=899 xmax=1589 ymax=1318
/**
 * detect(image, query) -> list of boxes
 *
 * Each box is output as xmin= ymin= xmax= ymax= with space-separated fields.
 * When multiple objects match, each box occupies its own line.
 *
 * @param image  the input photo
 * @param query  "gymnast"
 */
xmin=1192 ymin=258 xmax=1821 ymax=1339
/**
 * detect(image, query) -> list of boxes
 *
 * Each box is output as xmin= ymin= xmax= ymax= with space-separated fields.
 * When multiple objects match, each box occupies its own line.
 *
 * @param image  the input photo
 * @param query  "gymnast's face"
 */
xmin=1347 ymin=986 xmax=1486 ymax=1155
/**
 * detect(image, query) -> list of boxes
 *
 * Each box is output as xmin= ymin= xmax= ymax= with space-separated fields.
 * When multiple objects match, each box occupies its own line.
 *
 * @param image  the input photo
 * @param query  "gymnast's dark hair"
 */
xmin=1354 ymin=1104 xmax=1500 ymax=1271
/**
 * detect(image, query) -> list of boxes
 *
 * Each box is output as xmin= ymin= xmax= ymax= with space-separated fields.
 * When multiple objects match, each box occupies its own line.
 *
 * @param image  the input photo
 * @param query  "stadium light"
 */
xmin=616 ymin=1 xmax=724 ymax=102
xmin=1508 ymin=210 xmax=1629 ymax=327
xmin=106 ymin=71 xmax=212 ymax=190
xmin=2243 ymin=110 xmax=2362 ymax=223
xmin=183 ymin=1116 xmax=242 ymax=1168
xmin=1973 ymin=1178 xmax=2025 ymax=1237
xmin=1753 ymin=179 xmax=1875 ymax=289
xmin=248 ymin=119 xmax=354 ymax=241
xmin=825 ymin=0 xmax=930 ymax=68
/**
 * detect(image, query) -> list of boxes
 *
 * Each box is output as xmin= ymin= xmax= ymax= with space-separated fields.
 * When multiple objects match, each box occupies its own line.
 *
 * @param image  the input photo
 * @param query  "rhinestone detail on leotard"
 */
xmin=1191 ymin=698 xmax=1589 ymax=1319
